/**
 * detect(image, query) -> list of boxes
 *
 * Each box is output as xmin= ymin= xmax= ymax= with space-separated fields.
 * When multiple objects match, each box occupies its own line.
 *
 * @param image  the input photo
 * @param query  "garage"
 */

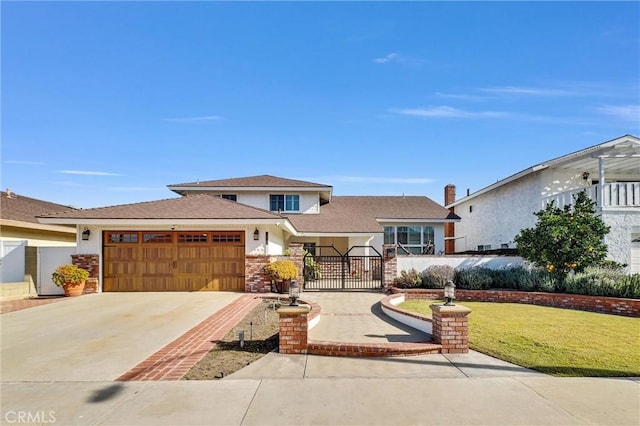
xmin=103 ymin=230 xmax=245 ymax=292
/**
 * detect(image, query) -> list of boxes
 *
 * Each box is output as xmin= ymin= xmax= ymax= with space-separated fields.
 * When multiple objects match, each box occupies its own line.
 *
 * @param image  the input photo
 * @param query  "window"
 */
xmin=477 ymin=244 xmax=492 ymax=251
xmin=212 ymin=233 xmax=242 ymax=243
xmin=143 ymin=233 xmax=172 ymax=243
xmin=219 ymin=194 xmax=237 ymax=202
xmin=303 ymin=243 xmax=316 ymax=256
xmin=384 ymin=227 xmax=394 ymax=244
xmin=178 ymin=233 xmax=208 ymax=243
xmin=270 ymin=194 xmax=299 ymax=212
xmin=108 ymin=232 xmax=138 ymax=243
xmin=384 ymin=225 xmax=435 ymax=254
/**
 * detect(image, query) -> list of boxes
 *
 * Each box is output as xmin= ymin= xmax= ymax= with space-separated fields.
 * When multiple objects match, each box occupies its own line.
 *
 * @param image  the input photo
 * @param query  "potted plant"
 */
xmin=52 ymin=264 xmax=90 ymax=297
xmin=264 ymin=259 xmax=299 ymax=294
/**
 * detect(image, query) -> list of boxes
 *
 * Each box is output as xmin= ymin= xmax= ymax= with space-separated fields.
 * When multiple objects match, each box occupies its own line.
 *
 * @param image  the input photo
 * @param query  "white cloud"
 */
xmin=392 ymin=106 xmax=507 ymax=119
xmin=595 ymin=104 xmax=640 ymax=122
xmin=164 ymin=115 xmax=222 ymax=123
xmin=434 ymin=92 xmax=486 ymax=101
xmin=373 ymin=53 xmax=400 ymax=64
xmin=479 ymin=86 xmax=573 ymax=96
xmin=57 ymin=170 xmax=123 ymax=176
xmin=372 ymin=52 xmax=424 ymax=66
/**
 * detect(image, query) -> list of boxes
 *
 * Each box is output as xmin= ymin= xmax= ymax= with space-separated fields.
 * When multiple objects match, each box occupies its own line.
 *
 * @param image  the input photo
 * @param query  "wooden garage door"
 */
xmin=103 ymin=231 xmax=245 ymax=292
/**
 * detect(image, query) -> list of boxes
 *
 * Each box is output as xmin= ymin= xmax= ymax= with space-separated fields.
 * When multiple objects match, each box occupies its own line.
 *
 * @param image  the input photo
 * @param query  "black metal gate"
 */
xmin=303 ymin=246 xmax=383 ymax=291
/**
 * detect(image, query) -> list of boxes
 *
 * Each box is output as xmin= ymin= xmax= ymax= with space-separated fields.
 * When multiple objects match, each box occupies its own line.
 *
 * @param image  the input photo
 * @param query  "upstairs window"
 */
xmin=383 ymin=225 xmax=435 ymax=254
xmin=270 ymin=194 xmax=299 ymax=212
xmin=219 ymin=194 xmax=237 ymax=202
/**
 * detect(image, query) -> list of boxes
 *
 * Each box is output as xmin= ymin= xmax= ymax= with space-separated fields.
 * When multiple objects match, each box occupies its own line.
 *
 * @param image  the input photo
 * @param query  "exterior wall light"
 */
xmin=289 ymin=280 xmax=300 ymax=306
xmin=582 ymin=172 xmax=590 ymax=180
xmin=444 ymin=280 xmax=456 ymax=306
xmin=253 ymin=228 xmax=260 ymax=240
xmin=81 ymin=228 xmax=91 ymax=241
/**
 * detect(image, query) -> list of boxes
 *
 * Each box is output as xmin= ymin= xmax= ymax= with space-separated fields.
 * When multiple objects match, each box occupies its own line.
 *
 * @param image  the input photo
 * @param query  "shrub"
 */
xmin=563 ymin=267 xmax=640 ymax=298
xmin=489 ymin=267 xmax=527 ymax=289
xmin=51 ymin=264 xmax=90 ymax=286
xmin=393 ymin=269 xmax=422 ymax=288
xmin=264 ymin=259 xmax=298 ymax=281
xmin=422 ymin=265 xmax=455 ymax=288
xmin=455 ymin=268 xmax=493 ymax=290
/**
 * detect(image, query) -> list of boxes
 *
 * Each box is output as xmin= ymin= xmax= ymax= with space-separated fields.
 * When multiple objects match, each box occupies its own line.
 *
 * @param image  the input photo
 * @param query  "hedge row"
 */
xmin=393 ymin=265 xmax=640 ymax=299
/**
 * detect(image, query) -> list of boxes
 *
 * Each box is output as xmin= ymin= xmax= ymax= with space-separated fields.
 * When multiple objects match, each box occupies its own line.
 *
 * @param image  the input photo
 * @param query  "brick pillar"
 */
xmin=382 ymin=244 xmax=397 ymax=291
xmin=444 ymin=184 xmax=456 ymax=254
xmin=245 ymin=255 xmax=272 ymax=293
xmin=71 ymin=254 xmax=99 ymax=294
xmin=430 ymin=304 xmax=472 ymax=354
xmin=288 ymin=243 xmax=304 ymax=283
xmin=277 ymin=305 xmax=310 ymax=354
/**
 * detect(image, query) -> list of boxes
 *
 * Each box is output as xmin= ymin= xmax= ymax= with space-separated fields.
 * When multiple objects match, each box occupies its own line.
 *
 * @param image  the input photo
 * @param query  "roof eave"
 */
xmin=1 ymin=219 xmax=77 ymax=234
xmin=37 ymin=218 xmax=286 ymax=226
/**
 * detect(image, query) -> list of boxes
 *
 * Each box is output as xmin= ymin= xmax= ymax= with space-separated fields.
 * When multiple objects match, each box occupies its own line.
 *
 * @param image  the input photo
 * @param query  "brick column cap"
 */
xmin=277 ymin=305 xmax=311 ymax=315
xmin=430 ymin=304 xmax=472 ymax=315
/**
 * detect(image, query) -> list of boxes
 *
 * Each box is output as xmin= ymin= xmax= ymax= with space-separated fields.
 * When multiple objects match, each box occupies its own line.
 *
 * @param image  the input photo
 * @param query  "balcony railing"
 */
xmin=543 ymin=182 xmax=640 ymax=209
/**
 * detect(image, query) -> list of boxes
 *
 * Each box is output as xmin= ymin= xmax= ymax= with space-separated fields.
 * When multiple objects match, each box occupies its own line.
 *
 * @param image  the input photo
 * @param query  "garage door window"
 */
xmin=213 ymin=233 xmax=242 ymax=243
xmin=143 ymin=233 xmax=172 ymax=243
xmin=179 ymin=233 xmax=208 ymax=243
xmin=108 ymin=232 xmax=138 ymax=243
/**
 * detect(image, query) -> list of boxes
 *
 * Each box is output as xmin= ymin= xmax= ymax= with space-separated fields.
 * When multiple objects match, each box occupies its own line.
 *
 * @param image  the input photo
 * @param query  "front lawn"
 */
xmin=399 ymin=300 xmax=640 ymax=377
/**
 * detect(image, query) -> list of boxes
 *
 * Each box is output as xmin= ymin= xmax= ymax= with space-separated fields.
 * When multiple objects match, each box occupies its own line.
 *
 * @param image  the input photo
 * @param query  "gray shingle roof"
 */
xmin=1 ymin=191 xmax=76 ymax=224
xmin=169 ymin=175 xmax=332 ymax=189
xmin=286 ymin=196 xmax=459 ymax=233
xmin=37 ymin=194 xmax=281 ymax=220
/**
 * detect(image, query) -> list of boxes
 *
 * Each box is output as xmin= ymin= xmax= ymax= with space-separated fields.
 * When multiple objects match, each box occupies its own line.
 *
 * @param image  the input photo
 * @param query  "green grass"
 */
xmin=399 ymin=299 xmax=640 ymax=377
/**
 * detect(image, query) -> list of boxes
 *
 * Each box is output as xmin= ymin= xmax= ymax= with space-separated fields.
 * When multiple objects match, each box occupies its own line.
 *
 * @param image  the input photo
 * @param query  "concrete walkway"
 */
xmin=305 ymin=291 xmax=430 ymax=343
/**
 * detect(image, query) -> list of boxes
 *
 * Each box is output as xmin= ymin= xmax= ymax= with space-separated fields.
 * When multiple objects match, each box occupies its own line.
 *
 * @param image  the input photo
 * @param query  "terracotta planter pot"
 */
xmin=62 ymin=281 xmax=86 ymax=297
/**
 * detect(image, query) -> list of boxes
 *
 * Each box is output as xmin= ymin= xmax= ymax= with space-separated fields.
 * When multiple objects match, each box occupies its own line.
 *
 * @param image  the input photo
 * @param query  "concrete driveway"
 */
xmin=0 ymin=292 xmax=242 ymax=382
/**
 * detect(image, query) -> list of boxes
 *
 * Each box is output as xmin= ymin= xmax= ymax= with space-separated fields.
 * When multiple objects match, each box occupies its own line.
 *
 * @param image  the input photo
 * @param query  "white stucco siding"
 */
xmin=454 ymin=173 xmax=541 ymax=252
xmin=602 ymin=212 xmax=640 ymax=270
xmin=237 ymin=192 xmax=320 ymax=214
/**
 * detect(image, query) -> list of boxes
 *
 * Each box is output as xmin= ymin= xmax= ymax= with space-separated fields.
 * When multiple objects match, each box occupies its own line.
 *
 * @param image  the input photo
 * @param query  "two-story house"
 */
xmin=446 ymin=135 xmax=640 ymax=273
xmin=39 ymin=175 xmax=458 ymax=292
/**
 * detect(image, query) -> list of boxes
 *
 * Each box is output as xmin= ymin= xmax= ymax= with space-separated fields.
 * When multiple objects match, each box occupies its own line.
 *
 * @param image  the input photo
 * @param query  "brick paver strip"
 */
xmin=0 ymin=297 xmax=66 ymax=314
xmin=116 ymin=294 xmax=263 ymax=381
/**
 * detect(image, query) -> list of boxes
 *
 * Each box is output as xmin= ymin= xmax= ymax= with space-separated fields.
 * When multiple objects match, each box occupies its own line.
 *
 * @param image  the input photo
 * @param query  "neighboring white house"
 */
xmin=446 ymin=135 xmax=640 ymax=273
xmin=39 ymin=175 xmax=459 ymax=292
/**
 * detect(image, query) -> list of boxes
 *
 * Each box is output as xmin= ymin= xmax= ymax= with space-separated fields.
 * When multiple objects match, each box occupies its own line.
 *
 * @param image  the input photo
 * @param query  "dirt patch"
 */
xmin=183 ymin=298 xmax=283 ymax=380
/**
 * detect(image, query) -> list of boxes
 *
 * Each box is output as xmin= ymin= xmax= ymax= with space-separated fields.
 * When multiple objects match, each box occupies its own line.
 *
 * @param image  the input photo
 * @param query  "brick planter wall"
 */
xmin=71 ymin=254 xmax=99 ymax=294
xmin=392 ymin=288 xmax=640 ymax=317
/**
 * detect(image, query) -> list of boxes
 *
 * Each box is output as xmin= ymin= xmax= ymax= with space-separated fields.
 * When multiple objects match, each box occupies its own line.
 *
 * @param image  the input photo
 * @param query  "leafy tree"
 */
xmin=514 ymin=191 xmax=610 ymax=280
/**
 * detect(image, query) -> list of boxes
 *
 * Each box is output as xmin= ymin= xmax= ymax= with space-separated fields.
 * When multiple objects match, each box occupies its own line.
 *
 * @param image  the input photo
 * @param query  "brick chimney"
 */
xmin=444 ymin=185 xmax=456 ymax=254
xmin=444 ymin=184 xmax=456 ymax=206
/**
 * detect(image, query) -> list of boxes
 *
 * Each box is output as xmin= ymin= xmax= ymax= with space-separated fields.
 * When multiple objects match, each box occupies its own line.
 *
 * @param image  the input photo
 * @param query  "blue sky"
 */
xmin=2 ymin=1 xmax=639 ymax=209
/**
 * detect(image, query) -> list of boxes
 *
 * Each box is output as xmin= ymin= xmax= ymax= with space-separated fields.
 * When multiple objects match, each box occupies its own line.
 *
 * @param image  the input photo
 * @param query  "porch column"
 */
xmin=598 ymin=157 xmax=605 ymax=209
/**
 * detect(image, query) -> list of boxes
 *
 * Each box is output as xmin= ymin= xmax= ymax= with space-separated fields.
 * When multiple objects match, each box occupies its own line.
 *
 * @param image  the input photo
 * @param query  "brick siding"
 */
xmin=71 ymin=254 xmax=99 ymax=294
xmin=393 ymin=288 xmax=640 ymax=317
